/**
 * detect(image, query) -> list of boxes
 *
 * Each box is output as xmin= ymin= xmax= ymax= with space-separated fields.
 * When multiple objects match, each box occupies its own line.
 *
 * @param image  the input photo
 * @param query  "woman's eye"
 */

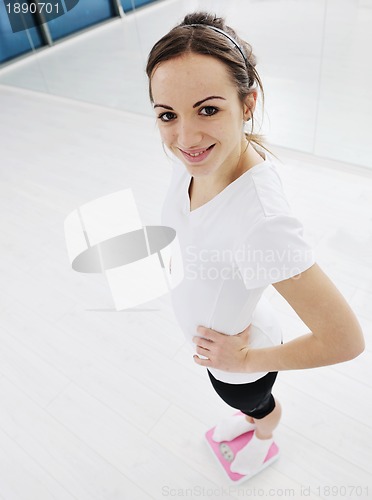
xmin=158 ymin=112 xmax=176 ymax=122
xmin=200 ymin=106 xmax=219 ymax=116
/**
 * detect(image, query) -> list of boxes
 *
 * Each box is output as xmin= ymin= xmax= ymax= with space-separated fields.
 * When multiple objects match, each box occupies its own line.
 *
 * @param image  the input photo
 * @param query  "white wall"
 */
xmin=1 ymin=0 xmax=371 ymax=169
xmin=195 ymin=0 xmax=372 ymax=169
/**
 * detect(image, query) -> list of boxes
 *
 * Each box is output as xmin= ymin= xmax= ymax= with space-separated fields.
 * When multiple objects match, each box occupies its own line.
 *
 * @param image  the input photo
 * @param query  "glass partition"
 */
xmin=0 ymin=0 xmax=197 ymax=115
xmin=0 ymin=0 xmax=371 ymax=168
xmin=47 ymin=0 xmax=116 ymax=41
xmin=0 ymin=0 xmax=45 ymax=64
xmin=121 ymin=0 xmax=158 ymax=12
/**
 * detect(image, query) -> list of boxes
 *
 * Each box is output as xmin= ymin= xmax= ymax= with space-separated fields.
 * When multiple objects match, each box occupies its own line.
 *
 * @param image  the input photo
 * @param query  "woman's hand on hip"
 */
xmin=192 ymin=324 xmax=251 ymax=372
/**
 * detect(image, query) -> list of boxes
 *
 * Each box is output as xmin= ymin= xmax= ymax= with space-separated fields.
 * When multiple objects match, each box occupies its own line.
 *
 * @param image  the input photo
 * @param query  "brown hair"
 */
xmin=146 ymin=11 xmax=269 ymax=153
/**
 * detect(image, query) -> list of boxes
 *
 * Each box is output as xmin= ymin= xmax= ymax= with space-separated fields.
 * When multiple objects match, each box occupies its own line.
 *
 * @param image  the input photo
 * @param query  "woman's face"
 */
xmin=150 ymin=53 xmax=254 ymax=181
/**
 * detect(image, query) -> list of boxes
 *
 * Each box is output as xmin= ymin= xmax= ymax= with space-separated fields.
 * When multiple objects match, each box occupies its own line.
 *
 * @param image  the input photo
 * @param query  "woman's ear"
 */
xmin=243 ymin=90 xmax=258 ymax=121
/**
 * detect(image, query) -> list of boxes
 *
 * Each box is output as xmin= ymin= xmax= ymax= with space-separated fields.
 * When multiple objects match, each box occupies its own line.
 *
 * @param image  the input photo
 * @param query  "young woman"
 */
xmin=146 ymin=12 xmax=364 ymax=477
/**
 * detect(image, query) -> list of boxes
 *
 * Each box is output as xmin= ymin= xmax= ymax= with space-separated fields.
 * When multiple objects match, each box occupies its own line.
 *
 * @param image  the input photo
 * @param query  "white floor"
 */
xmin=1 ymin=2 xmax=372 ymax=499
xmin=0 ymin=83 xmax=371 ymax=500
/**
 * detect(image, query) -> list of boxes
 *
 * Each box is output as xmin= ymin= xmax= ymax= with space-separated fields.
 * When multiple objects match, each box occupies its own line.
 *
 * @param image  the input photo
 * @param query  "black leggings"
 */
xmin=207 ymin=370 xmax=278 ymax=419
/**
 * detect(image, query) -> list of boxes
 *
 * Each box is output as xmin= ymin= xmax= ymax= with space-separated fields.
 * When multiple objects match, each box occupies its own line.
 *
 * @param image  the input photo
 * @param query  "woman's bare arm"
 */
xmin=192 ymin=263 xmax=365 ymax=372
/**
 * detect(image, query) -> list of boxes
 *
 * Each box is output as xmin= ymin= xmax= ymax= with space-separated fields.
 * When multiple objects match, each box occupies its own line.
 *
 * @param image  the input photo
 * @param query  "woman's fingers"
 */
xmin=191 ymin=324 xmax=252 ymax=371
xmin=196 ymin=326 xmax=218 ymax=341
xmin=195 ymin=344 xmax=210 ymax=355
xmin=193 ymin=354 xmax=211 ymax=366
xmin=192 ymin=335 xmax=212 ymax=350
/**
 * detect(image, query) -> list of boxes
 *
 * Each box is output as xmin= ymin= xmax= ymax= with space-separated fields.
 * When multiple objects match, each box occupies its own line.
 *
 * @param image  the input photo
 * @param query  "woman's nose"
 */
xmin=176 ymin=119 xmax=202 ymax=148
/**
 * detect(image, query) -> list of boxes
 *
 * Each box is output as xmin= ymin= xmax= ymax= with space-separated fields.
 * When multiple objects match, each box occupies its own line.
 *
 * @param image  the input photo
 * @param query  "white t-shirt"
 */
xmin=161 ymin=149 xmax=315 ymax=383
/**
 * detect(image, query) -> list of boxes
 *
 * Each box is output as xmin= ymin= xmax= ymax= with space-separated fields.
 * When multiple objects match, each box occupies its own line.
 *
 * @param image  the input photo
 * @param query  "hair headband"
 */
xmin=187 ymin=24 xmax=248 ymax=66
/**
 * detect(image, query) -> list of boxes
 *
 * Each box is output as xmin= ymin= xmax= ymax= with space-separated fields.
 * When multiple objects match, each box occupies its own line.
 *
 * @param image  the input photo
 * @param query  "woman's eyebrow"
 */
xmin=193 ymin=96 xmax=226 ymax=108
xmin=153 ymin=103 xmax=174 ymax=110
xmin=153 ymin=96 xmax=226 ymax=110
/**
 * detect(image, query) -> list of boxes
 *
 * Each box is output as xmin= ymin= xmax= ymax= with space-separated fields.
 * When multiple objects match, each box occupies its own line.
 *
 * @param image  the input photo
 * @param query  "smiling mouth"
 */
xmin=180 ymin=144 xmax=215 ymax=158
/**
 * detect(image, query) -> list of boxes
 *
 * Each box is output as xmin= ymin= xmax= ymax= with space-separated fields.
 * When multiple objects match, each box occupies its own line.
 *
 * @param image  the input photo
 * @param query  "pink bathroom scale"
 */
xmin=205 ymin=420 xmax=280 ymax=484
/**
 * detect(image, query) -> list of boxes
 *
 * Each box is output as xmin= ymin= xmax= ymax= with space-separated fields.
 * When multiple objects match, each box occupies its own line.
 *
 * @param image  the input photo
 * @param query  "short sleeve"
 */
xmin=234 ymin=214 xmax=315 ymax=289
